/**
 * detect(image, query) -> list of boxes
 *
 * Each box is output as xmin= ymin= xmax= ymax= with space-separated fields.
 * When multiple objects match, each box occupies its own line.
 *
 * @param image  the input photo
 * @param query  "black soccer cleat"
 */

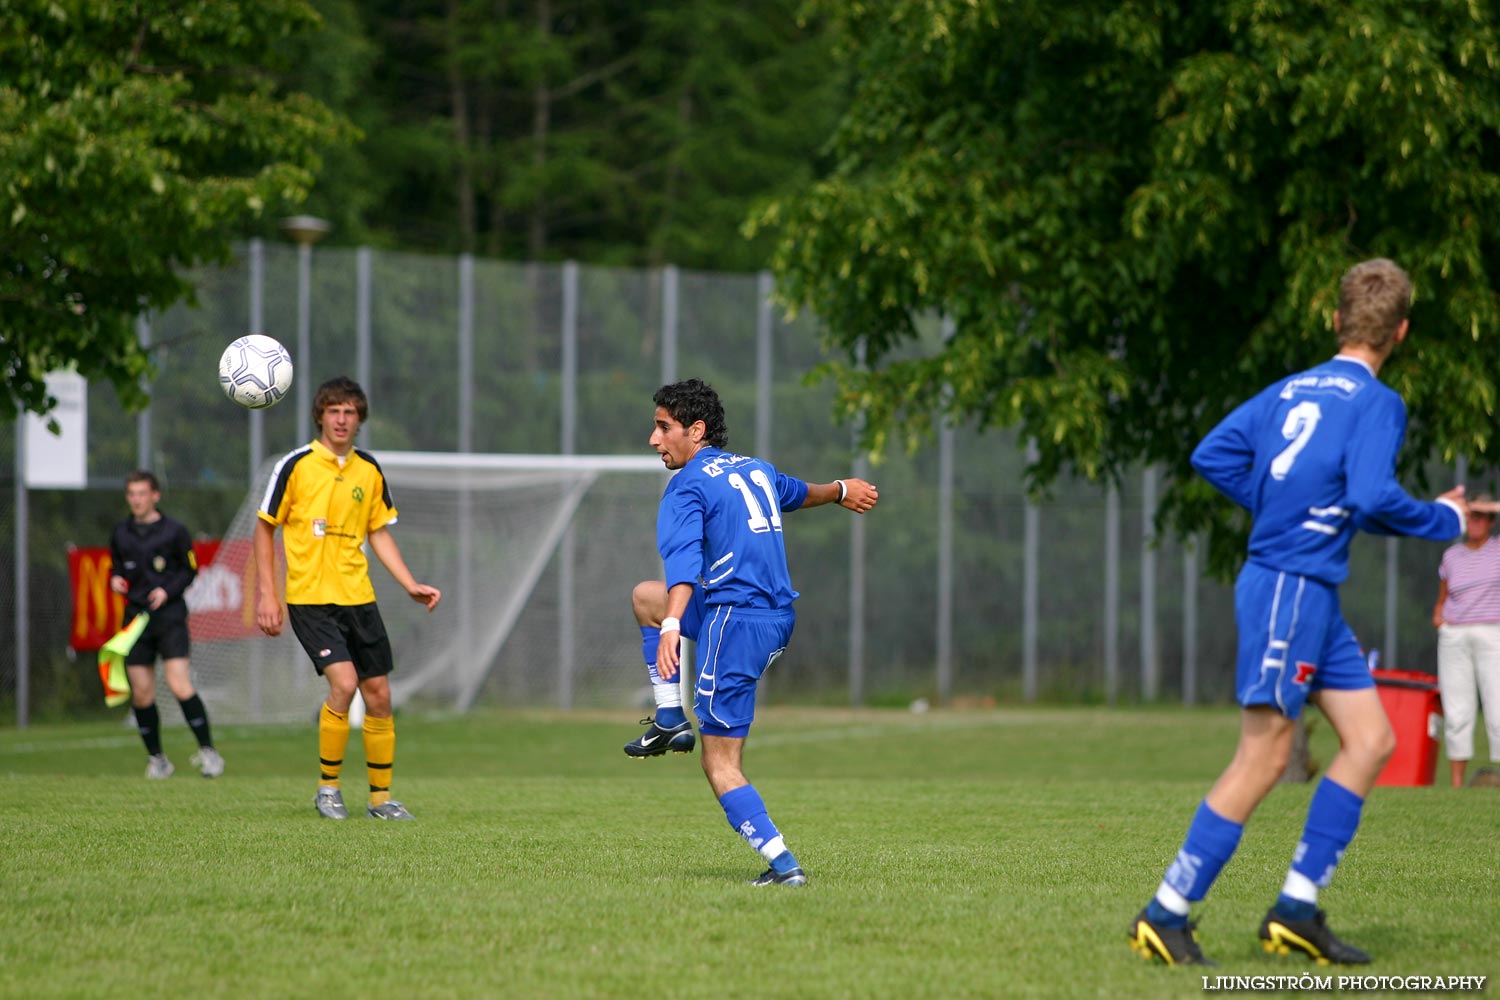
xmin=622 ymin=716 xmax=695 ymax=758
xmin=1128 ymin=908 xmax=1216 ymax=966
xmin=1258 ymin=908 xmax=1371 ymax=965
xmin=751 ymin=865 xmax=807 ymax=887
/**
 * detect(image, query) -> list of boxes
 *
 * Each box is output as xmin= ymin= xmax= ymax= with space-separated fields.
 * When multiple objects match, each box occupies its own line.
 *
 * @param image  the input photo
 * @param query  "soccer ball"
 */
xmin=218 ymin=335 xmax=293 ymax=409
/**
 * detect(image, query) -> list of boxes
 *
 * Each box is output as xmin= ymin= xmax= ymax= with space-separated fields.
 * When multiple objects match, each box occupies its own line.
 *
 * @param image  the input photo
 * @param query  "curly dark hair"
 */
xmin=654 ymin=378 xmax=728 ymax=448
xmin=313 ymin=375 xmax=369 ymax=430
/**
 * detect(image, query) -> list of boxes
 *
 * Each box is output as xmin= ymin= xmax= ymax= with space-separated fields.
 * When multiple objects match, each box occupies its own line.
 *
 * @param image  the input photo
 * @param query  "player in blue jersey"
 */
xmin=1129 ymin=258 xmax=1467 ymax=966
xmin=643 ymin=378 xmax=876 ymax=885
xmin=624 ymin=469 xmax=877 ymax=759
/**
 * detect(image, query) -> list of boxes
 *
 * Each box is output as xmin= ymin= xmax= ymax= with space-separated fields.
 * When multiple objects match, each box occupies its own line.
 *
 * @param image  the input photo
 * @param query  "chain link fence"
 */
xmin=0 ymin=244 xmax=1458 ymax=724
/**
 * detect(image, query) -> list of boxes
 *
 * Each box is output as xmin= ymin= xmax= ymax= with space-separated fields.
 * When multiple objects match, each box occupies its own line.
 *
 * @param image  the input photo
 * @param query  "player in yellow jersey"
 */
xmin=253 ymin=376 xmax=442 ymax=820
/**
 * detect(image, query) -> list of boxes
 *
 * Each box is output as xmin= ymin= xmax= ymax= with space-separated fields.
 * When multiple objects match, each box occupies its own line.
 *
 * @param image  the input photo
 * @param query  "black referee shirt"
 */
xmin=108 ymin=514 xmax=198 ymax=617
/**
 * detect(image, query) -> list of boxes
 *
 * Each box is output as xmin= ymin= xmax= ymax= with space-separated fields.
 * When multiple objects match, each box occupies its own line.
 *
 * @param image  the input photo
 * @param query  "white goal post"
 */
xmin=182 ymin=451 xmax=667 ymax=724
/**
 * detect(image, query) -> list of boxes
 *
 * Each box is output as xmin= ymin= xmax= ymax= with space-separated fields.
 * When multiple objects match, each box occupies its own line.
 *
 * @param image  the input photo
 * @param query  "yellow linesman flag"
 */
xmin=97 ymin=613 xmax=149 ymax=707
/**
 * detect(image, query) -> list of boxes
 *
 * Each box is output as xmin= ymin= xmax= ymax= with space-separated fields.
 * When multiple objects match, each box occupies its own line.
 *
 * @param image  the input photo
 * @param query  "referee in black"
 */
xmin=108 ymin=470 xmax=224 ymax=779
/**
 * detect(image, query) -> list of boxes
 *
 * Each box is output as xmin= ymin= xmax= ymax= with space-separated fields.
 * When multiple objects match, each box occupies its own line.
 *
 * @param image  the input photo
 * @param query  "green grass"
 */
xmin=2 ymin=707 xmax=1495 ymax=999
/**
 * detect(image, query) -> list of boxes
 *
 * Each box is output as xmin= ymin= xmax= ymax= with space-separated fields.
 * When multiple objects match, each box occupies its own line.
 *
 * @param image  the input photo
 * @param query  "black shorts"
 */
xmin=287 ymin=603 xmax=395 ymax=680
xmin=124 ymin=605 xmax=191 ymax=666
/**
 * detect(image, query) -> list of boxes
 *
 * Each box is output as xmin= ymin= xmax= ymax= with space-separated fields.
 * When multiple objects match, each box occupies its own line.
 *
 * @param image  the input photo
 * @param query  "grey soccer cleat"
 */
xmin=751 ymin=865 xmax=808 ymax=887
xmin=367 ymin=800 xmax=414 ymax=821
xmin=145 ymin=754 xmax=175 ymax=779
xmin=191 ymin=747 xmax=225 ymax=778
xmin=314 ymin=786 xmax=348 ymax=820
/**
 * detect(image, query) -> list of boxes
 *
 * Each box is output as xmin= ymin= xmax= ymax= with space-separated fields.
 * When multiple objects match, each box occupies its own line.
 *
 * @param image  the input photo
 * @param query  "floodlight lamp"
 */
xmin=278 ymin=215 xmax=332 ymax=246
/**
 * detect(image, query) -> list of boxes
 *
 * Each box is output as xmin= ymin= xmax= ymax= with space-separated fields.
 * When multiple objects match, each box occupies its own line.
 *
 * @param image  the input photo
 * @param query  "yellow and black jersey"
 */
xmin=257 ymin=440 xmax=398 ymax=605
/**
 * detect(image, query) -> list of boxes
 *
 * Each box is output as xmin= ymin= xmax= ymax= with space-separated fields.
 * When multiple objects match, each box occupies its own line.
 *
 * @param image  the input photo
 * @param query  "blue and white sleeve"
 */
xmin=1345 ymin=394 xmax=1462 ymax=541
xmin=657 ymin=485 xmax=706 ymax=590
xmin=1191 ymin=397 xmax=1260 ymax=511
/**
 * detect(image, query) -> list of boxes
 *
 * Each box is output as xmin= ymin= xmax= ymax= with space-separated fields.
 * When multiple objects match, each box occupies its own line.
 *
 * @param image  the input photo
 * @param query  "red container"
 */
xmin=1372 ymin=669 xmax=1443 ymax=787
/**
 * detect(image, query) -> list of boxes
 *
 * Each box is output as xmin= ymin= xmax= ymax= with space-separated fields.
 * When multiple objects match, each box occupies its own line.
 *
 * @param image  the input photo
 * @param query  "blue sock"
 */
xmin=1145 ymin=899 xmax=1185 ymax=928
xmin=1151 ymin=801 xmax=1244 ymax=927
xmin=640 ymin=626 xmax=659 ymax=670
xmin=718 ymin=784 xmax=789 ymax=862
xmin=1273 ymin=897 xmax=1318 ymax=921
xmin=1277 ymin=777 xmax=1364 ymax=916
xmin=641 ymin=626 xmax=687 ymax=728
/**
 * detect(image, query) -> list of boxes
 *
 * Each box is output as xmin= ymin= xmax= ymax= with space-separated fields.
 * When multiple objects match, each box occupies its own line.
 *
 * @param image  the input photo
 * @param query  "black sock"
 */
xmin=134 ymin=704 xmax=163 ymax=756
xmin=178 ymin=695 xmax=213 ymax=749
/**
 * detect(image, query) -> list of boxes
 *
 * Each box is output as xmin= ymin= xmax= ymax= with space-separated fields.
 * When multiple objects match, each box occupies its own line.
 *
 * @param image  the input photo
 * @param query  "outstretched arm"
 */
xmin=368 ymin=526 xmax=442 ymax=611
xmin=796 ymin=478 xmax=879 ymax=513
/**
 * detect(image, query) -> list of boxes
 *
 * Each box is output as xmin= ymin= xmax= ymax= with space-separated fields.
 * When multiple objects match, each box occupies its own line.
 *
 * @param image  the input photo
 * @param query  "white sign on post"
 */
xmin=24 ymin=371 xmax=88 ymax=489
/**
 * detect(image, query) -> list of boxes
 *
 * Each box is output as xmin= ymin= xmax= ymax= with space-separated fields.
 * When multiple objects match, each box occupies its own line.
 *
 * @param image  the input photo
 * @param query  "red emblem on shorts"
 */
xmin=1293 ymin=661 xmax=1318 ymax=685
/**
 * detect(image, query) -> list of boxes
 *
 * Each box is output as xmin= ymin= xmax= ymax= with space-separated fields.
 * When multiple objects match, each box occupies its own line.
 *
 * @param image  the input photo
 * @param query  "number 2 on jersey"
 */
xmin=1270 ymin=401 xmax=1322 ymax=480
xmin=727 ymin=470 xmax=782 ymax=533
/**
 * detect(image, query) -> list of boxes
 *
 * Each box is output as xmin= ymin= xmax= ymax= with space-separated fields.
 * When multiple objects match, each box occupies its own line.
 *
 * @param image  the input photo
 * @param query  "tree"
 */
xmin=340 ymin=1 xmax=842 ymax=270
xmin=1 ymin=0 xmax=352 ymax=422
xmin=758 ymin=0 xmax=1500 ymax=574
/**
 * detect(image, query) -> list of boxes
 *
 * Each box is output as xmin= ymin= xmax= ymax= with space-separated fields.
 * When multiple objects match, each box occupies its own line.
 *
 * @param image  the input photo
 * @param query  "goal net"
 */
xmin=180 ymin=452 xmax=667 ymax=724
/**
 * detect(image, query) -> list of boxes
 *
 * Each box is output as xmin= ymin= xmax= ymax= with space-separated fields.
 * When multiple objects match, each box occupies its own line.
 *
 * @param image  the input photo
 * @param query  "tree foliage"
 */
xmin=1 ymin=0 xmax=352 ymax=422
xmin=316 ymin=0 xmax=842 ymax=269
xmin=758 ymin=0 xmax=1500 ymax=573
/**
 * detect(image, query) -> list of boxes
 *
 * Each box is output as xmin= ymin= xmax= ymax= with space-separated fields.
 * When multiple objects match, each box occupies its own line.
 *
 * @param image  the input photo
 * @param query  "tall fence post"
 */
xmin=457 ymin=254 xmax=476 ymax=706
xmin=847 ymin=339 xmax=868 ymax=706
xmin=753 ymin=271 xmax=776 ymax=702
xmin=1022 ymin=441 xmax=1039 ymax=702
xmin=356 ymin=247 xmax=372 ymax=449
xmin=755 ymin=271 xmax=774 ymax=460
xmin=1105 ymin=483 xmax=1120 ymax=703
xmin=1384 ymin=537 xmax=1399 ymax=669
xmin=14 ymin=419 xmax=29 ymax=728
xmin=559 ymin=261 xmax=579 ymax=710
xmin=247 ymin=238 xmax=265 ymax=485
xmin=1183 ymin=535 xmax=1199 ymax=705
xmin=935 ymin=316 xmax=956 ymax=706
xmin=1141 ymin=466 xmax=1159 ymax=700
xmin=295 ymin=240 xmax=313 ymax=443
xmin=136 ymin=315 xmax=152 ymax=470
xmin=661 ymin=265 xmax=679 ymax=386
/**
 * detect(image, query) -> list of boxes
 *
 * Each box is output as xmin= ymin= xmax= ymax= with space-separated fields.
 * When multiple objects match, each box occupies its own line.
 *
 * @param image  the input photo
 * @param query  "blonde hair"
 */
xmin=1337 ymin=258 xmax=1411 ymax=352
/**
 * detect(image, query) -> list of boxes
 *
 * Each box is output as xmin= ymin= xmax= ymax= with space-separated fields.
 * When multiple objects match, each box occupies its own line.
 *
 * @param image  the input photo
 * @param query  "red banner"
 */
xmin=68 ymin=539 xmax=266 ymax=651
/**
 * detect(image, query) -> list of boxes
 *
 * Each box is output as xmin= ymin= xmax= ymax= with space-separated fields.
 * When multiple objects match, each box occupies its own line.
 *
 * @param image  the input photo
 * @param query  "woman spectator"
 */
xmin=1432 ymin=492 xmax=1500 ymax=786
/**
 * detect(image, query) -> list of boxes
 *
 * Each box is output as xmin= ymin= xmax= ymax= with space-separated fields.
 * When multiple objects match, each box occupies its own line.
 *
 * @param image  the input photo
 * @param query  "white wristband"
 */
xmin=836 ymin=480 xmax=848 ymax=503
xmin=660 ymin=616 xmax=681 ymax=634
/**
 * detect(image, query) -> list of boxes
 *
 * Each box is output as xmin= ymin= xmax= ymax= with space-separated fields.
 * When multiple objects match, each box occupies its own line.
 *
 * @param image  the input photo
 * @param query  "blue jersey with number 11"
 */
xmin=657 ymin=447 xmax=810 ymax=609
xmin=1191 ymin=355 xmax=1460 ymax=586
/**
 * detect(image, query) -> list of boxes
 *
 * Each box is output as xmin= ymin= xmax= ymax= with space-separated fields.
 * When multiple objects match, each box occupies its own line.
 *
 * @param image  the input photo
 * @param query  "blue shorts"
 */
xmin=1235 ymin=562 xmax=1373 ymax=719
xmin=680 ymin=588 xmax=708 ymax=643
xmin=693 ymin=605 xmax=794 ymax=738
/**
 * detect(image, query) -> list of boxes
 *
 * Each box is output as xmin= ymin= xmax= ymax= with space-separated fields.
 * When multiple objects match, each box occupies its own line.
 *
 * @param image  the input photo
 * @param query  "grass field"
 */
xmin=3 ymin=706 xmax=1495 ymax=999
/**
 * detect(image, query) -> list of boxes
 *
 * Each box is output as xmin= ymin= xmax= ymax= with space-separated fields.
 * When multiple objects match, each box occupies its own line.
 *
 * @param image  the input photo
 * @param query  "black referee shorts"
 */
xmin=286 ymin=603 xmax=395 ymax=680
xmin=124 ymin=604 xmax=191 ymax=666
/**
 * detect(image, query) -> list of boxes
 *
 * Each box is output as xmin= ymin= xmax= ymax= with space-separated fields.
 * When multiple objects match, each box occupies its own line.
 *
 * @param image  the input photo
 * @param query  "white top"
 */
xmin=1440 ymin=536 xmax=1500 ymax=625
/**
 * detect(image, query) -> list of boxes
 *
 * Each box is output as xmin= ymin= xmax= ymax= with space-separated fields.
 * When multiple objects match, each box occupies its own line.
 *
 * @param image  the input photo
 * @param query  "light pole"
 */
xmin=279 ymin=215 xmax=331 ymax=443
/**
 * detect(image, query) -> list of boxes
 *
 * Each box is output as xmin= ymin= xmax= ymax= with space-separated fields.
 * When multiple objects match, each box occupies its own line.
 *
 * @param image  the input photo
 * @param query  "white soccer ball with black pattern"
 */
xmin=218 ymin=334 xmax=294 ymax=409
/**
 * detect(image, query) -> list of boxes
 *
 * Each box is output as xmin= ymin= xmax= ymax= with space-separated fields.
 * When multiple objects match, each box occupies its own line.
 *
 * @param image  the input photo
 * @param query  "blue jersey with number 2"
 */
xmin=657 ymin=447 xmax=809 ymax=609
xmin=1191 ymin=356 xmax=1460 ymax=586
